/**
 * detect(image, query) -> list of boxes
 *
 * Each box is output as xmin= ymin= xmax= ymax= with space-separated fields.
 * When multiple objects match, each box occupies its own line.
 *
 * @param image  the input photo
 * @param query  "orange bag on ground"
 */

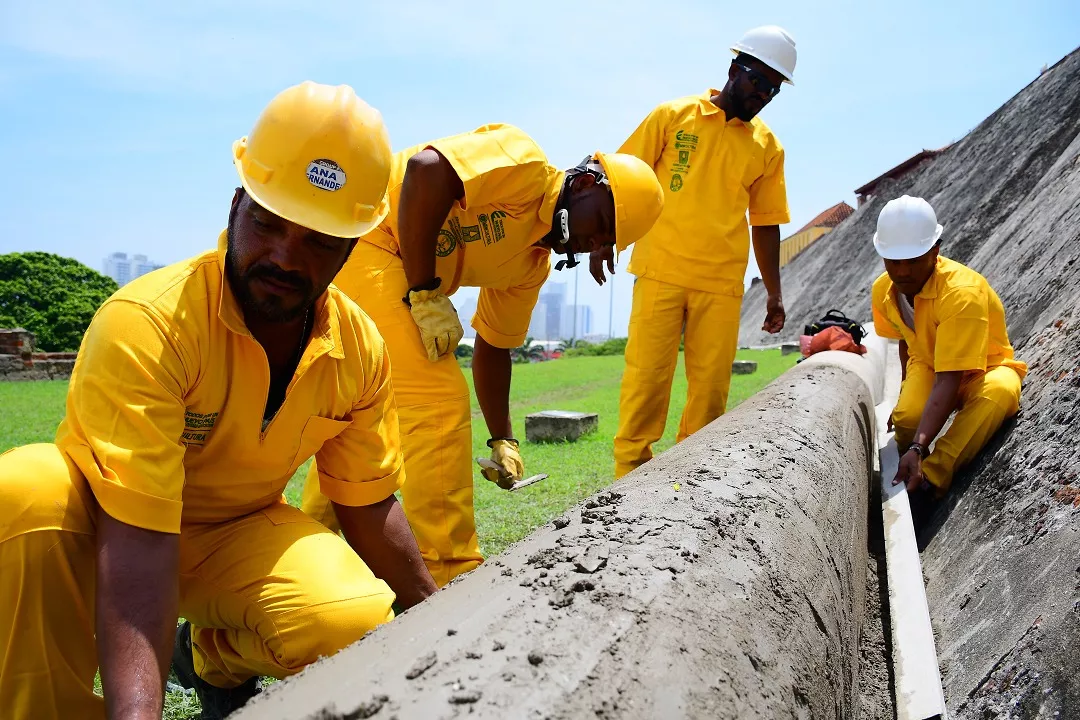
xmin=800 ymin=326 xmax=867 ymax=357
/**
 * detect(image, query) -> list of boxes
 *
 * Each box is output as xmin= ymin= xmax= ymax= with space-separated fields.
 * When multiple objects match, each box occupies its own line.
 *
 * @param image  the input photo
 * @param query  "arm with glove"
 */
xmin=472 ymin=334 xmax=524 ymax=489
xmin=398 ymin=148 xmax=466 ymax=361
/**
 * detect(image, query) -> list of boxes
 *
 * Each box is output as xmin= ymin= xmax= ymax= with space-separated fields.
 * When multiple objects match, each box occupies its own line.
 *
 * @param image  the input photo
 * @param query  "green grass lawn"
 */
xmin=0 ymin=348 xmax=795 ymax=718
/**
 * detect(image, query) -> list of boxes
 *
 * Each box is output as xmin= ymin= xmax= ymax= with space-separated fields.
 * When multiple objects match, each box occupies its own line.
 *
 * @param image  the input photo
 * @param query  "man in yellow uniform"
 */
xmin=301 ymin=124 xmax=664 ymax=586
xmin=870 ymin=195 xmax=1026 ymax=500
xmin=589 ymin=26 xmax=798 ymax=478
xmin=0 ymin=82 xmax=438 ymax=720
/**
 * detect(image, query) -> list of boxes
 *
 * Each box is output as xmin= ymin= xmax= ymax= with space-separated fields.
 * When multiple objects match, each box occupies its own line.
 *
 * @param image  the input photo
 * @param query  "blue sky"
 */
xmin=1 ymin=0 xmax=1077 ymax=337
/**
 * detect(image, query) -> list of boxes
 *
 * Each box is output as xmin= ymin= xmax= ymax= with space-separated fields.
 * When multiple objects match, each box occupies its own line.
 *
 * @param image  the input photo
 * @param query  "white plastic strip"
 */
xmin=880 ymin=434 xmax=949 ymax=720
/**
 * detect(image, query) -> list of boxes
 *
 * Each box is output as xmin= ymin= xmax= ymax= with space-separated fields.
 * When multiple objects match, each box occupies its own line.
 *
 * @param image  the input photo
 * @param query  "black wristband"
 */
xmin=487 ymin=437 xmax=519 ymax=449
xmin=907 ymin=442 xmax=929 ymax=459
xmin=401 ymin=276 xmax=442 ymax=307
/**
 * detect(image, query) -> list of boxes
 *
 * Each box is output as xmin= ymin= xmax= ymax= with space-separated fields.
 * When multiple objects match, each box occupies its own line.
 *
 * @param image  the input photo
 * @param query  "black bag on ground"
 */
xmin=803 ymin=309 xmax=866 ymax=345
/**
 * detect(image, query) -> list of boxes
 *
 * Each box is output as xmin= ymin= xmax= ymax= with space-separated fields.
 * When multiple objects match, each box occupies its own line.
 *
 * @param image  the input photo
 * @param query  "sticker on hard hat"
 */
xmin=306 ymin=159 xmax=347 ymax=192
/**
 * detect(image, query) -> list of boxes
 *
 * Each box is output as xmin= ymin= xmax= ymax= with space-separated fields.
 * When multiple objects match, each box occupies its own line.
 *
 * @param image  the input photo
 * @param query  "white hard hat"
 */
xmin=731 ymin=25 xmax=798 ymax=84
xmin=873 ymin=195 xmax=944 ymax=260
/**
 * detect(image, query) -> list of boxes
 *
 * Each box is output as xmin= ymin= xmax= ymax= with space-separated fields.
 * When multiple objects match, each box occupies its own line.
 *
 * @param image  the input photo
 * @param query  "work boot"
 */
xmin=172 ymin=620 xmax=261 ymax=719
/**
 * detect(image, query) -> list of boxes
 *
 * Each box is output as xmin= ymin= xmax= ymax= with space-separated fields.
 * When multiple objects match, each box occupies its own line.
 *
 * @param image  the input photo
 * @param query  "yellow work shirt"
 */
xmin=364 ymin=123 xmax=561 ymax=349
xmin=872 ymin=256 xmax=1027 ymax=378
xmin=54 ymin=232 xmax=404 ymax=535
xmin=621 ymin=89 xmax=790 ymax=295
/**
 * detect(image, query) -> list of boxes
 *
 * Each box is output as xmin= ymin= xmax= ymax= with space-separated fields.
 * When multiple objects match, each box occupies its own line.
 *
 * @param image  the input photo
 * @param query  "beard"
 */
xmin=726 ymin=87 xmax=765 ymax=122
xmin=225 ymin=216 xmax=317 ymax=324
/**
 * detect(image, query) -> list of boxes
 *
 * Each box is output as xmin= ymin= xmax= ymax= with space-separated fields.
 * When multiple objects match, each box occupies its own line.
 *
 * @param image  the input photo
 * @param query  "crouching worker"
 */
xmin=871 ymin=195 xmax=1027 ymax=502
xmin=0 ymin=82 xmax=437 ymax=720
xmin=300 ymin=123 xmax=665 ymax=587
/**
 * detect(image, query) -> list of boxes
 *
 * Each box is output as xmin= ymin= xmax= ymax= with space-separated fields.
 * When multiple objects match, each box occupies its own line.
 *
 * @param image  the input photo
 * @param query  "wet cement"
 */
xmin=235 ymin=362 xmax=876 ymax=720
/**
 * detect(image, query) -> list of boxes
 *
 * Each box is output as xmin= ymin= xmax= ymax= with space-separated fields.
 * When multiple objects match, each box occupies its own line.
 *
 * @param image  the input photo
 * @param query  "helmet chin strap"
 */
xmin=553 ymin=208 xmax=578 ymax=271
xmin=553 ymin=155 xmax=608 ymax=272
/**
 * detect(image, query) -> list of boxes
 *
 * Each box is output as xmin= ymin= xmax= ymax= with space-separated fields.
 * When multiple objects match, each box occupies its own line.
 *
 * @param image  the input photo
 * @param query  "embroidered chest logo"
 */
xmin=669 ymin=129 xmax=700 ymax=192
xmin=182 ymin=411 xmax=219 ymax=447
xmin=435 ymin=211 xmax=509 ymax=257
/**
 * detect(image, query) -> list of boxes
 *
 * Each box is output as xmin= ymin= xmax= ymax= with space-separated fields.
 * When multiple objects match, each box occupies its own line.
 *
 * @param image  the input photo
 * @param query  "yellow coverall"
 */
xmin=302 ymin=124 xmax=561 ymax=586
xmin=614 ymin=89 xmax=791 ymax=478
xmin=872 ymin=256 xmax=1027 ymax=494
xmin=0 ymin=236 xmax=404 ymax=719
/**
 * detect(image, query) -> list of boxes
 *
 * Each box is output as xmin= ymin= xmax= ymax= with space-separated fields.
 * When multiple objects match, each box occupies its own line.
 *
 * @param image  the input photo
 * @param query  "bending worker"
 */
xmin=590 ymin=26 xmax=798 ymax=478
xmin=302 ymin=123 xmax=664 ymax=585
xmin=0 ymin=82 xmax=438 ymax=720
xmin=871 ymin=195 xmax=1026 ymax=500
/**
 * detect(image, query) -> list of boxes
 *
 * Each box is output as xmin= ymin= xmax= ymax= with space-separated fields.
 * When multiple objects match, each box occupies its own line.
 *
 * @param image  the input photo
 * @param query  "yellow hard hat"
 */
xmin=232 ymin=81 xmax=392 ymax=238
xmin=593 ymin=151 xmax=664 ymax=251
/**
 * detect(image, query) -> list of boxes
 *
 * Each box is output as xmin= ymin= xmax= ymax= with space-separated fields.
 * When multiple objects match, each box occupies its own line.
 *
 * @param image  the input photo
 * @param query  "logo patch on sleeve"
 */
xmin=306 ymin=159 xmax=347 ymax=192
xmin=182 ymin=411 xmax=219 ymax=447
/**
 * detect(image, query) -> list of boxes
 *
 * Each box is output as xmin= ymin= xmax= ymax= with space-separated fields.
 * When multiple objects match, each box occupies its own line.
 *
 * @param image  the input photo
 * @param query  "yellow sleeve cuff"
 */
xmin=935 ymin=356 xmax=987 ymax=373
xmin=85 ymin=472 xmax=183 ymax=534
xmin=749 ymin=210 xmax=791 ymax=226
xmin=318 ymin=462 xmax=403 ymax=507
xmin=472 ymin=317 xmax=526 ymax=350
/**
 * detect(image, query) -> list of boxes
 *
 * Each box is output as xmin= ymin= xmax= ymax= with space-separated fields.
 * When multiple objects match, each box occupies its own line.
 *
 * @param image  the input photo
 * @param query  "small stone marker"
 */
xmin=732 ymin=360 xmax=758 ymax=375
xmin=525 ymin=410 xmax=598 ymax=443
xmin=781 ymin=342 xmax=800 ymax=356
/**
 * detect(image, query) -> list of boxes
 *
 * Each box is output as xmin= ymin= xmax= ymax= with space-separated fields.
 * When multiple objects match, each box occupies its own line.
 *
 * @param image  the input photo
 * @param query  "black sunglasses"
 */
xmin=735 ymin=63 xmax=781 ymax=98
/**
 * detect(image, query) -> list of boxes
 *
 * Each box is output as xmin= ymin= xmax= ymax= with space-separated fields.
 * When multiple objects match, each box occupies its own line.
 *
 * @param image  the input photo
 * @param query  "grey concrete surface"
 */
xmin=525 ymin=410 xmax=599 ymax=443
xmin=236 ymin=360 xmax=877 ymax=720
xmin=731 ymin=359 xmax=757 ymax=374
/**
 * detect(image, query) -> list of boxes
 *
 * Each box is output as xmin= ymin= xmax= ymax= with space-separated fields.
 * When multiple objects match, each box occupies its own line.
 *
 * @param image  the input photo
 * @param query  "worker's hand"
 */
xmin=762 ymin=293 xmax=785 ymax=333
xmin=407 ymin=288 xmax=463 ymax=362
xmin=589 ymin=246 xmax=615 ymax=286
xmin=892 ymin=448 xmax=927 ymax=493
xmin=482 ymin=438 xmax=524 ymax=490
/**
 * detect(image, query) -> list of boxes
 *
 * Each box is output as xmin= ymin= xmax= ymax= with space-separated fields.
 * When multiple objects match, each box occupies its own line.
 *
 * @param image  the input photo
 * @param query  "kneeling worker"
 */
xmin=301 ymin=123 xmax=665 ymax=586
xmin=871 ymin=195 xmax=1027 ymax=499
xmin=0 ymin=82 xmax=437 ymax=720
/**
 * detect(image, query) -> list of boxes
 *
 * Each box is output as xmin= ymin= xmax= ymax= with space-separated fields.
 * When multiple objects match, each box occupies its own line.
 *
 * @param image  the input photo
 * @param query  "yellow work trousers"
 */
xmin=614 ymin=277 xmax=742 ymax=479
xmin=0 ymin=444 xmax=395 ymax=720
xmin=302 ymin=238 xmax=482 ymax=588
xmin=892 ymin=362 xmax=1023 ymax=495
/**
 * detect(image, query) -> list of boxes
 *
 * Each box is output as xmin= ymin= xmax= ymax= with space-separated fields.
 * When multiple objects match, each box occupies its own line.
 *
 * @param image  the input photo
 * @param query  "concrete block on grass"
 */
xmin=525 ymin=410 xmax=598 ymax=443
xmin=781 ymin=342 xmax=800 ymax=356
xmin=732 ymin=360 xmax=758 ymax=375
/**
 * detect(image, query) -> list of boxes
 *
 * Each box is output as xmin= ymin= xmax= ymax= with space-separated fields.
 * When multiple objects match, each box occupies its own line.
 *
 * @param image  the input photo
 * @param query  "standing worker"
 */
xmin=301 ymin=123 xmax=664 ymax=586
xmin=871 ymin=195 xmax=1026 ymax=500
xmin=591 ymin=26 xmax=797 ymax=478
xmin=0 ymin=82 xmax=438 ymax=720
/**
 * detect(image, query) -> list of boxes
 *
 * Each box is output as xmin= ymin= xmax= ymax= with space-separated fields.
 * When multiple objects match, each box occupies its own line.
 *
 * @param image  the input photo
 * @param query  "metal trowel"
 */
xmin=475 ymin=457 xmax=549 ymax=492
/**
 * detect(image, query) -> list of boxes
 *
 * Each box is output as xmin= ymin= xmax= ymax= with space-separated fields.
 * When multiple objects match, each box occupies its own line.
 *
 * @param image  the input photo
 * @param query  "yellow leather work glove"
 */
xmin=482 ymin=438 xmax=524 ymax=490
xmin=407 ymin=287 xmax=464 ymax=362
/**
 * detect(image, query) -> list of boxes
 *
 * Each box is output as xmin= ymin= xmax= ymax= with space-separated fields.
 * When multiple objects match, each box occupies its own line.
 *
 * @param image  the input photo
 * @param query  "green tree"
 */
xmin=0 ymin=252 xmax=119 ymax=352
xmin=511 ymin=336 xmax=546 ymax=363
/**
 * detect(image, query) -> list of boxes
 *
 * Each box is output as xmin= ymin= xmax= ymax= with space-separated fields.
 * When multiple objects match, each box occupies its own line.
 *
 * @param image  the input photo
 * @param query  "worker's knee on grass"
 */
xmin=274 ymin=592 xmax=395 ymax=674
xmin=0 ymin=444 xmax=93 ymax=538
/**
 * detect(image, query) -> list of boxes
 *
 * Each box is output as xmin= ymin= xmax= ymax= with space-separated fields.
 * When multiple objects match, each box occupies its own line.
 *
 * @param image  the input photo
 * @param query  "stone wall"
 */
xmin=0 ymin=329 xmax=76 ymax=381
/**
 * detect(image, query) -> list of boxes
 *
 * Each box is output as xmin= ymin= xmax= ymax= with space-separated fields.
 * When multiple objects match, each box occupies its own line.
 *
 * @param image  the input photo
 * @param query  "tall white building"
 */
xmin=455 ymin=296 xmax=478 ymax=340
xmin=560 ymin=304 xmax=592 ymax=339
xmin=103 ymin=252 xmax=164 ymax=286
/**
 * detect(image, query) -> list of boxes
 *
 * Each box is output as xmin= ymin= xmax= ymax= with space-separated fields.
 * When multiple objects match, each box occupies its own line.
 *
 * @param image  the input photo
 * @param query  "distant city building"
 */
xmin=778 ymin=201 xmax=855 ymax=269
xmin=529 ymin=281 xmax=567 ymax=341
xmin=103 ymin=252 xmax=164 ymax=286
xmin=560 ymin=304 xmax=592 ymax=339
xmin=455 ymin=296 xmax=478 ymax=339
